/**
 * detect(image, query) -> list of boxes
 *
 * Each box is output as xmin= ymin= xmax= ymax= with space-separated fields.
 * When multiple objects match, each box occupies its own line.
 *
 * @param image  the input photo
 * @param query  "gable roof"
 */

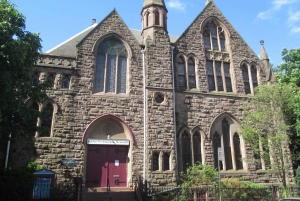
xmin=45 ymin=25 xmax=178 ymax=57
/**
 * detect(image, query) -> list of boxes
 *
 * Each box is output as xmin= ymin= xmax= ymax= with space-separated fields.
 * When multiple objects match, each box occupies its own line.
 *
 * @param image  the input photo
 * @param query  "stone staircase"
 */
xmin=82 ymin=187 xmax=138 ymax=201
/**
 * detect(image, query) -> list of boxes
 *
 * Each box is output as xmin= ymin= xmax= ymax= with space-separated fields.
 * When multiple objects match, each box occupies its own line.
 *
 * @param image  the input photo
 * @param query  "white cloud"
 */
xmin=167 ymin=0 xmax=186 ymax=11
xmin=288 ymin=10 xmax=300 ymax=25
xmin=291 ymin=26 xmax=300 ymax=33
xmin=256 ymin=0 xmax=299 ymax=19
xmin=272 ymin=0 xmax=298 ymax=10
xmin=257 ymin=10 xmax=273 ymax=20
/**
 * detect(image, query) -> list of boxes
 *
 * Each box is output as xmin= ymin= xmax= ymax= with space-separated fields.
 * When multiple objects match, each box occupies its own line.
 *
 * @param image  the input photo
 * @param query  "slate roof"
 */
xmin=45 ymin=24 xmax=179 ymax=57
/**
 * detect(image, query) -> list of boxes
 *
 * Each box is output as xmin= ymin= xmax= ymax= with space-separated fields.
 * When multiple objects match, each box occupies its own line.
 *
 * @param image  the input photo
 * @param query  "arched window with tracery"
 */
xmin=242 ymin=64 xmax=250 ymax=94
xmin=188 ymin=58 xmax=196 ymax=88
xmin=95 ymin=38 xmax=127 ymax=94
xmin=251 ymin=65 xmax=258 ymax=89
xmin=40 ymin=103 xmax=53 ymax=137
xmin=30 ymin=102 xmax=39 ymax=136
xmin=193 ymin=131 xmax=202 ymax=164
xmin=182 ymin=131 xmax=191 ymax=172
xmin=203 ymin=19 xmax=232 ymax=93
xmin=234 ymin=133 xmax=243 ymax=170
xmin=177 ymin=56 xmax=186 ymax=88
xmin=146 ymin=12 xmax=151 ymax=27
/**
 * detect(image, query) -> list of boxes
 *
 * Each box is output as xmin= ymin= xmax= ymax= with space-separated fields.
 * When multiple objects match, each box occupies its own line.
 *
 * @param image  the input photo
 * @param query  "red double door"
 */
xmin=86 ymin=145 xmax=128 ymax=187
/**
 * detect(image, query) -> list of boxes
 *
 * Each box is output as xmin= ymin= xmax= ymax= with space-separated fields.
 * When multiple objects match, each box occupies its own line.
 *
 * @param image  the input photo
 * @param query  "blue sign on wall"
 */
xmin=61 ymin=158 xmax=76 ymax=167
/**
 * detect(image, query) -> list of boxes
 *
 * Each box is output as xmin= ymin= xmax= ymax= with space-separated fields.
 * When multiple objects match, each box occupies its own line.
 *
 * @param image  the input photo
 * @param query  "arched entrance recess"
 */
xmin=82 ymin=114 xmax=134 ymax=188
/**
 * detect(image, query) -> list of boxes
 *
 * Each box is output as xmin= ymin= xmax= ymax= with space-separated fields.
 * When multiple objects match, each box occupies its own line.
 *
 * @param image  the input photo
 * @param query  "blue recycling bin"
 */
xmin=33 ymin=169 xmax=55 ymax=199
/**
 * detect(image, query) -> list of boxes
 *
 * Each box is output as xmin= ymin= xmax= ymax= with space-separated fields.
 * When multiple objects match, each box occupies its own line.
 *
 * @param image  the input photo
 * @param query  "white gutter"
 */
xmin=171 ymin=46 xmax=179 ymax=182
xmin=141 ymin=48 xmax=147 ymax=183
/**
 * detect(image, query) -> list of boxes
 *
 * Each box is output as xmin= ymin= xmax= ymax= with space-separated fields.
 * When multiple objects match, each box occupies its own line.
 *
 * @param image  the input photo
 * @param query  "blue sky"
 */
xmin=11 ymin=0 xmax=300 ymax=67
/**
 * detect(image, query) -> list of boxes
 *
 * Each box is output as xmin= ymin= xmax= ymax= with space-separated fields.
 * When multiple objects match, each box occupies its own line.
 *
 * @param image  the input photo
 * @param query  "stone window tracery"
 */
xmin=241 ymin=63 xmax=258 ymax=94
xmin=176 ymin=55 xmax=197 ymax=90
xmin=95 ymin=38 xmax=127 ymax=94
xmin=203 ymin=19 xmax=232 ymax=93
xmin=179 ymin=129 xmax=203 ymax=172
xmin=212 ymin=117 xmax=245 ymax=171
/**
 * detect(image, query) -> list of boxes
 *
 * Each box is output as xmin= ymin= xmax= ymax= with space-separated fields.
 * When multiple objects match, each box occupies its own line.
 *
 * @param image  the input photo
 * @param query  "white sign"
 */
xmin=87 ymin=138 xmax=130 ymax=145
xmin=218 ymin=147 xmax=223 ymax=161
xmin=115 ymin=160 xmax=119 ymax=166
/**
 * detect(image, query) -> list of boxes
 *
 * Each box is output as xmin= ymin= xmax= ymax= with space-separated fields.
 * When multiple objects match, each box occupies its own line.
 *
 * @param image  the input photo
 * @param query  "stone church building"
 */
xmin=6 ymin=0 xmax=290 ymax=187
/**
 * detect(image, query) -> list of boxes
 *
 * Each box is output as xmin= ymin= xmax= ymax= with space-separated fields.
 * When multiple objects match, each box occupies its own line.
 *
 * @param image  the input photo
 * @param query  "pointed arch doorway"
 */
xmin=82 ymin=114 xmax=134 ymax=188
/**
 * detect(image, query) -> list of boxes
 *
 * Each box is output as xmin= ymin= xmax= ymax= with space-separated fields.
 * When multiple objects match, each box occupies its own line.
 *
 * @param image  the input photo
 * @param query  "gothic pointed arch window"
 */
xmin=233 ymin=133 xmax=243 ymax=170
xmin=242 ymin=64 xmax=250 ymax=94
xmin=182 ymin=131 xmax=191 ymax=172
xmin=62 ymin=75 xmax=70 ymax=89
xmin=203 ymin=19 xmax=232 ymax=93
xmin=47 ymin=74 xmax=55 ymax=87
xmin=177 ymin=56 xmax=186 ymax=87
xmin=30 ymin=102 xmax=39 ymax=136
xmin=222 ymin=118 xmax=233 ymax=170
xmin=241 ymin=63 xmax=258 ymax=94
xmin=251 ymin=65 xmax=258 ymax=89
xmin=188 ymin=58 xmax=196 ymax=88
xmin=40 ymin=103 xmax=53 ymax=137
xmin=31 ymin=72 xmax=39 ymax=86
xmin=193 ymin=131 xmax=202 ymax=164
xmin=95 ymin=38 xmax=127 ymax=94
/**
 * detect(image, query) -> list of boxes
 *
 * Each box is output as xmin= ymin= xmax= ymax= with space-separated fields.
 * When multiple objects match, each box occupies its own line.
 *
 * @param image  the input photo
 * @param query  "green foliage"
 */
xmin=240 ymin=84 xmax=293 ymax=188
xmin=221 ymin=178 xmax=271 ymax=200
xmin=179 ymin=163 xmax=217 ymax=201
xmin=1 ymin=157 xmax=42 ymax=182
xmin=0 ymin=0 xmax=50 ymax=140
xmin=295 ymin=166 xmax=300 ymax=188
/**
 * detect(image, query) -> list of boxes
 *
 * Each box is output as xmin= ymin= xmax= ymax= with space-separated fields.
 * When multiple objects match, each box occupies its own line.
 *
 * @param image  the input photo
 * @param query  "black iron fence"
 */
xmin=147 ymin=185 xmax=300 ymax=201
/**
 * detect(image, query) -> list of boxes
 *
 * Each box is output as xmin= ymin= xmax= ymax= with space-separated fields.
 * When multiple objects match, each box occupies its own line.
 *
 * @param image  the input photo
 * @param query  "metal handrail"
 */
xmin=107 ymin=177 xmax=112 ymax=201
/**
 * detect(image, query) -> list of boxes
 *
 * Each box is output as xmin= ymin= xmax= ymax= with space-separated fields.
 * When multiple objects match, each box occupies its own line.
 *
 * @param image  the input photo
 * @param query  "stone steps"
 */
xmin=82 ymin=187 xmax=138 ymax=201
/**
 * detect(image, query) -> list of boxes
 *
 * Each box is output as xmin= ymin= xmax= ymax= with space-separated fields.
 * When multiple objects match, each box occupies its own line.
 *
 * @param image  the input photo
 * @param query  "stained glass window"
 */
xmin=182 ymin=131 xmax=191 ymax=172
xmin=222 ymin=119 xmax=233 ymax=170
xmin=203 ymin=20 xmax=226 ymax=52
xmin=95 ymin=38 xmax=127 ymax=94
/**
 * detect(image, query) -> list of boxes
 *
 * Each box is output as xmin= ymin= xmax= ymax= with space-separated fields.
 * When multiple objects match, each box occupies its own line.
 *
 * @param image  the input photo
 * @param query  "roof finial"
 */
xmin=206 ymin=0 xmax=213 ymax=6
xmin=260 ymin=40 xmax=269 ymax=60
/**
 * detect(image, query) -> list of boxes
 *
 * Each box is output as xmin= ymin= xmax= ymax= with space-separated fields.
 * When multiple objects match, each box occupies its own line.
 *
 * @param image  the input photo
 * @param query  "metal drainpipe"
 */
xmin=4 ymin=133 xmax=11 ymax=170
xmin=141 ymin=48 xmax=147 ymax=183
xmin=171 ymin=46 xmax=179 ymax=183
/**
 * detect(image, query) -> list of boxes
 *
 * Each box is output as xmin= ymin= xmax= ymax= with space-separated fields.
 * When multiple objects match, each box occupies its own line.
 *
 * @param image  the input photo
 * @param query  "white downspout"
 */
xmin=171 ymin=46 xmax=179 ymax=183
xmin=141 ymin=48 xmax=147 ymax=183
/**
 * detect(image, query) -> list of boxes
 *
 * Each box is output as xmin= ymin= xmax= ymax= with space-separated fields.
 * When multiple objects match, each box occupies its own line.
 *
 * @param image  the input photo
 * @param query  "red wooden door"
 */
xmin=86 ymin=145 xmax=127 ymax=187
xmin=108 ymin=146 xmax=128 ymax=187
